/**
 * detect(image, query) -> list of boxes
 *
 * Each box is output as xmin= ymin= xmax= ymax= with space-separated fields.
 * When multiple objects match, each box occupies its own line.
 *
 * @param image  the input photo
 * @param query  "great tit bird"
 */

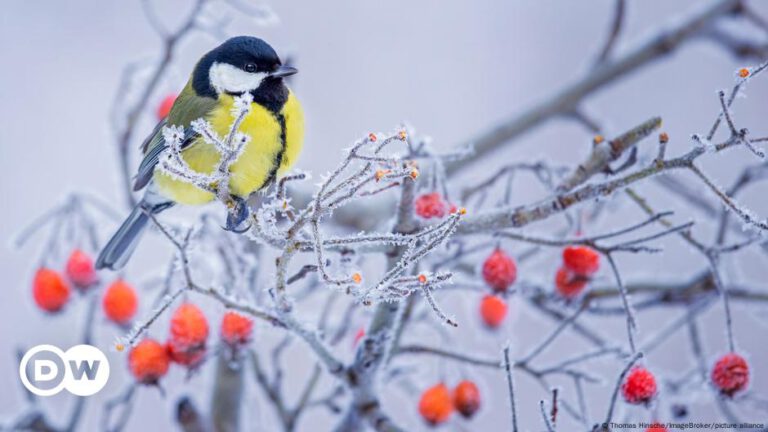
xmin=96 ymin=36 xmax=303 ymax=270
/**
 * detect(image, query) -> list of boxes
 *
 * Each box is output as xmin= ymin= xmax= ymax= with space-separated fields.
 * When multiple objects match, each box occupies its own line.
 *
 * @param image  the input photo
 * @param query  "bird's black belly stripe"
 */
xmin=261 ymin=113 xmax=287 ymax=189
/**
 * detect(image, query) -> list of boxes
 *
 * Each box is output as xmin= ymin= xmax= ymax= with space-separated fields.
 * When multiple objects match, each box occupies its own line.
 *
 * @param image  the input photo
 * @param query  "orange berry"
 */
xmin=102 ymin=280 xmax=138 ymax=325
xmin=167 ymin=342 xmax=206 ymax=367
xmin=659 ymin=132 xmax=669 ymax=144
xmin=33 ymin=268 xmax=71 ymax=313
xmin=738 ymin=68 xmax=750 ymax=78
xmin=398 ymin=130 xmax=407 ymax=140
xmin=156 ymin=94 xmax=177 ymax=120
xmin=65 ymin=249 xmax=97 ymax=289
xmin=418 ymin=274 xmax=428 ymax=284
xmin=410 ymin=168 xmax=420 ymax=180
xmin=168 ymin=303 xmax=209 ymax=367
xmin=453 ymin=380 xmax=481 ymax=418
xmin=593 ymin=134 xmax=604 ymax=145
xmin=555 ymin=267 xmax=588 ymax=299
xmin=711 ymin=353 xmax=749 ymax=397
xmin=352 ymin=272 xmax=362 ymax=284
xmin=170 ymin=303 xmax=209 ymax=347
xmin=482 ymin=248 xmax=517 ymax=292
xmin=129 ymin=339 xmax=170 ymax=384
xmin=418 ymin=383 xmax=454 ymax=425
xmin=480 ymin=295 xmax=507 ymax=328
xmin=563 ymin=246 xmax=600 ymax=275
xmin=221 ymin=311 xmax=253 ymax=346
xmin=368 ymin=132 xmax=377 ymax=142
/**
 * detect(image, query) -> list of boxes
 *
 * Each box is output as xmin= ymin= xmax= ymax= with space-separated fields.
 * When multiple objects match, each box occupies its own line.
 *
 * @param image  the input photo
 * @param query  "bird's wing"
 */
xmin=132 ymin=83 xmax=218 ymax=191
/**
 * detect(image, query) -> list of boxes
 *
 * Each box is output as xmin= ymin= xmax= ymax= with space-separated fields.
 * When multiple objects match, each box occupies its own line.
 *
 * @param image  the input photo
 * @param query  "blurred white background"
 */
xmin=1 ymin=1 xmax=767 ymax=430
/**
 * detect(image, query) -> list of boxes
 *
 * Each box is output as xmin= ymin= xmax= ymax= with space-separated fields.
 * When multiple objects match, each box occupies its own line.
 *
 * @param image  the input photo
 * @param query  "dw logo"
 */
xmin=19 ymin=344 xmax=110 ymax=396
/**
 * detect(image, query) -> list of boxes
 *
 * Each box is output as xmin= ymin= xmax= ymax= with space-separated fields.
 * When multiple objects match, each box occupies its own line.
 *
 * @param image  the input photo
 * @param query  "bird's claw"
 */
xmin=223 ymin=196 xmax=251 ymax=233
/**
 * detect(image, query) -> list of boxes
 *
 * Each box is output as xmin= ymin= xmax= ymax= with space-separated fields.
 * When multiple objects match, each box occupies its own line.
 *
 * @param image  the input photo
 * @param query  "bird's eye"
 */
xmin=245 ymin=63 xmax=257 ymax=73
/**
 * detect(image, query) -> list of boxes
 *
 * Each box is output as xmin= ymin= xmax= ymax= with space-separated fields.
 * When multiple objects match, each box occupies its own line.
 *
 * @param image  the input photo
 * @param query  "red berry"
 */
xmin=452 ymin=380 xmax=481 ymax=418
xmin=562 ymin=246 xmax=600 ymax=276
xmin=481 ymin=248 xmax=517 ymax=292
xmin=415 ymin=192 xmax=448 ymax=219
xmin=711 ymin=353 xmax=749 ymax=397
xmin=65 ymin=249 xmax=97 ymax=288
xmin=418 ymin=383 xmax=454 ymax=425
xmin=129 ymin=339 xmax=170 ymax=384
xmin=646 ymin=422 xmax=668 ymax=432
xmin=622 ymin=367 xmax=657 ymax=404
xmin=479 ymin=295 xmax=507 ymax=328
xmin=352 ymin=328 xmax=365 ymax=347
xmin=555 ymin=267 xmax=588 ymax=299
xmin=32 ymin=268 xmax=71 ymax=313
xmin=167 ymin=342 xmax=206 ymax=367
xmin=102 ymin=280 xmax=138 ymax=325
xmin=168 ymin=303 xmax=209 ymax=367
xmin=156 ymin=94 xmax=177 ymax=120
xmin=221 ymin=311 xmax=253 ymax=346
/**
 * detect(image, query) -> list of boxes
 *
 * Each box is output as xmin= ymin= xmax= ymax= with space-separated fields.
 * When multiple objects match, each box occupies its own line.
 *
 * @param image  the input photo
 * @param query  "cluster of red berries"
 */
xmin=477 ymin=248 xmax=517 ymax=328
xmin=619 ymin=352 xmax=750 ymax=408
xmin=414 ymin=192 xmax=457 ymax=219
xmin=555 ymin=246 xmax=599 ymax=299
xmin=33 ymin=249 xmax=98 ymax=312
xmin=418 ymin=380 xmax=481 ymax=426
xmin=32 ymin=249 xmax=140 ymax=325
xmin=128 ymin=305 xmax=253 ymax=385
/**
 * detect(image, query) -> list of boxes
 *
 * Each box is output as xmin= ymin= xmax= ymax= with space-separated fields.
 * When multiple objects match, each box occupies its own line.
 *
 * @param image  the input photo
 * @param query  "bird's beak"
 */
xmin=269 ymin=65 xmax=298 ymax=78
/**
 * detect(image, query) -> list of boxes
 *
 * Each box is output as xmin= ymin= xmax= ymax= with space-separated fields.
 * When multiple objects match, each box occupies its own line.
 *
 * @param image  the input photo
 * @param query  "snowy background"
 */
xmin=1 ymin=1 xmax=767 ymax=430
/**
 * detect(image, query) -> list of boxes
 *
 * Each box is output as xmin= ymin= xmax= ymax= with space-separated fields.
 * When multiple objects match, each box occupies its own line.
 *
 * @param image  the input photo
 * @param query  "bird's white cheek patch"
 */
xmin=209 ymin=62 xmax=265 ymax=93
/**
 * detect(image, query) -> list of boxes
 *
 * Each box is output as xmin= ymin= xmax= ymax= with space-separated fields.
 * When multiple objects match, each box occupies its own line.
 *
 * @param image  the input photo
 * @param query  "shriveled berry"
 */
xmin=738 ymin=68 xmax=750 ymax=78
xmin=33 ymin=268 xmax=71 ymax=313
xmin=418 ymin=383 xmax=454 ymax=425
xmin=711 ymin=353 xmax=749 ymax=397
xmin=129 ymin=339 xmax=170 ymax=384
xmin=452 ymin=380 xmax=481 ymax=418
xmin=482 ymin=248 xmax=517 ymax=292
xmin=479 ymin=295 xmax=507 ymax=328
xmin=415 ymin=192 xmax=448 ymax=219
xmin=562 ymin=246 xmax=600 ymax=275
xmin=221 ymin=311 xmax=253 ymax=346
xmin=65 ymin=249 xmax=97 ymax=288
xmin=555 ymin=267 xmax=588 ymax=299
xmin=622 ymin=367 xmax=657 ymax=405
xmin=102 ymin=280 xmax=138 ymax=325
xmin=156 ymin=94 xmax=177 ymax=120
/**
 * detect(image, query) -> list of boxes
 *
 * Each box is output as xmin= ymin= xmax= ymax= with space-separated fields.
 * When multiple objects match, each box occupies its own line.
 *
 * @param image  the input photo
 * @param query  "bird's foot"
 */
xmin=223 ymin=196 xmax=251 ymax=233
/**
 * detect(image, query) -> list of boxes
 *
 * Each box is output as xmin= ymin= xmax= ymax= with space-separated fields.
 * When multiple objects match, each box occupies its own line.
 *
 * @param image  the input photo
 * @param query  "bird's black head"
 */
xmin=192 ymin=36 xmax=297 ymax=112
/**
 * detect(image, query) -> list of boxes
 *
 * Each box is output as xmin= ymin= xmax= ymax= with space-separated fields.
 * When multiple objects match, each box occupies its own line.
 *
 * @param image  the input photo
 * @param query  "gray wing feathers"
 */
xmin=133 ymin=122 xmax=198 ymax=191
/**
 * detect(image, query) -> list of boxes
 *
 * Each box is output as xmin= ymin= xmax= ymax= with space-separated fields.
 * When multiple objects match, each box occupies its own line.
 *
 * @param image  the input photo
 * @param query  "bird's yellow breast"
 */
xmin=154 ymin=91 xmax=304 ymax=205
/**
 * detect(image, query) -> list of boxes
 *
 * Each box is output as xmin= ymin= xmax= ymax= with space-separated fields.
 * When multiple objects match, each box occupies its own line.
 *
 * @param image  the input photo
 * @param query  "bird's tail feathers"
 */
xmin=95 ymin=199 xmax=172 ymax=270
